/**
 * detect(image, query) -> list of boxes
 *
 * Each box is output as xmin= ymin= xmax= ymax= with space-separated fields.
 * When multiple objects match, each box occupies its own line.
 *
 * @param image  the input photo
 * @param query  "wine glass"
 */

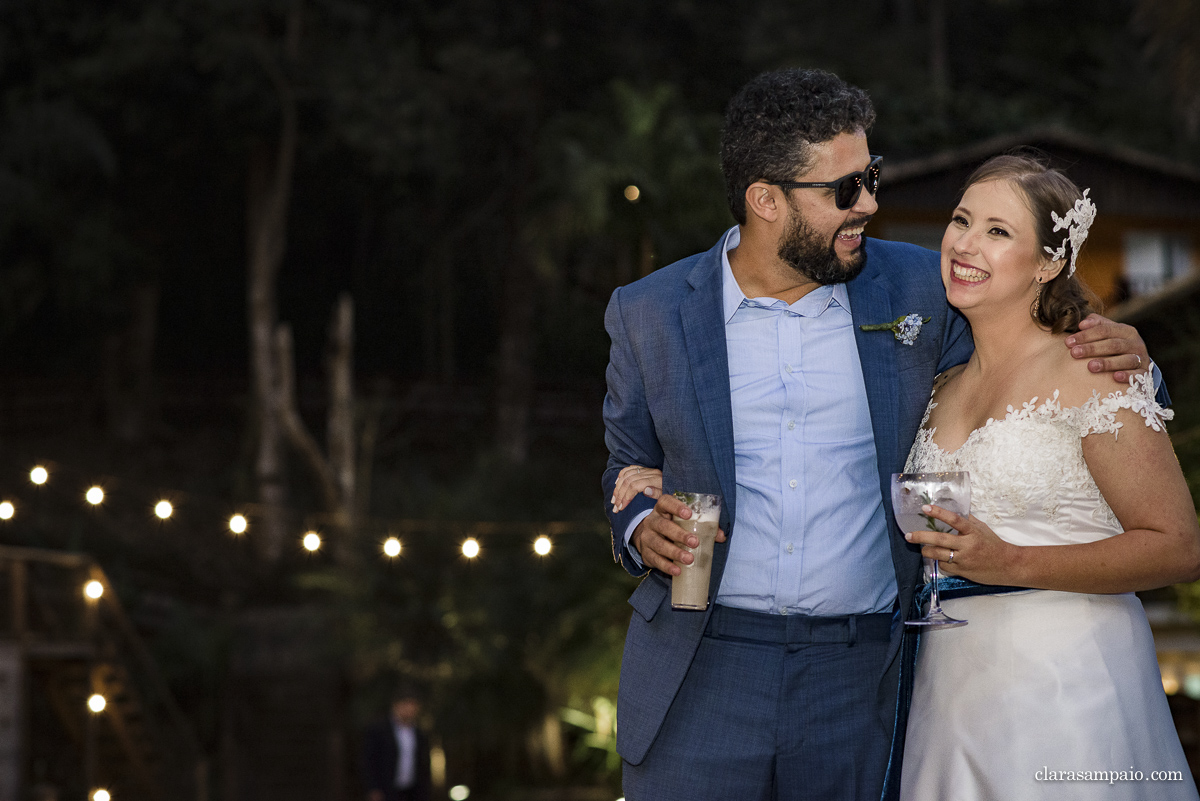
xmin=891 ymin=471 xmax=971 ymax=630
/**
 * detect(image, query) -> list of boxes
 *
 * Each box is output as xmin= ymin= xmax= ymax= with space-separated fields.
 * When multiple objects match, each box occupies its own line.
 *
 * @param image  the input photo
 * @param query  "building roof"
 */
xmin=881 ymin=127 xmax=1200 ymax=219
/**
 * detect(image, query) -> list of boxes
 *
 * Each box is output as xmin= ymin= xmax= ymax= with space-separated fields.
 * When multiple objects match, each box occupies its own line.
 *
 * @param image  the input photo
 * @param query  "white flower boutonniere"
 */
xmin=860 ymin=313 xmax=931 ymax=346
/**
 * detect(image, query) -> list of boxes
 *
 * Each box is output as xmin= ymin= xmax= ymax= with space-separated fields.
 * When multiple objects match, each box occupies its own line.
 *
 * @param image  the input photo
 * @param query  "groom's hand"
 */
xmin=631 ymin=494 xmax=725 ymax=576
xmin=1066 ymin=314 xmax=1150 ymax=384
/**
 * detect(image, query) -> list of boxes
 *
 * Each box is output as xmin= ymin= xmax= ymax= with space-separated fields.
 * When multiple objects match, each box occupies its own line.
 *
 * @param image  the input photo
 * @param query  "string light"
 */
xmin=449 ymin=786 xmax=471 ymax=801
xmin=88 ymin=694 xmax=106 ymax=713
xmin=84 ymin=580 xmax=104 ymax=600
xmin=92 ymin=791 xmax=111 ymax=801
xmin=624 ymin=185 xmax=640 ymax=202
xmin=3 ymin=460 xmax=608 ymax=564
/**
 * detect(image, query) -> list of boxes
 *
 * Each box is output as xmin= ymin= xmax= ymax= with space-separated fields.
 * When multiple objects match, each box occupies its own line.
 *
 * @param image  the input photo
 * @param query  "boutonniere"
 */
xmin=860 ymin=313 xmax=931 ymax=346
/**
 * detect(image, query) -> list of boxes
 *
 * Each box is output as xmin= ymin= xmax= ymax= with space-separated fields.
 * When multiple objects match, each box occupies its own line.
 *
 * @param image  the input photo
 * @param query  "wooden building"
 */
xmin=872 ymin=127 xmax=1200 ymax=310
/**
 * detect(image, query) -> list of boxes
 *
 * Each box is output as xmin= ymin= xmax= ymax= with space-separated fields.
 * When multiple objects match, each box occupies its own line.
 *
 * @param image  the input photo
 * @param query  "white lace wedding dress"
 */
xmin=900 ymin=373 xmax=1199 ymax=800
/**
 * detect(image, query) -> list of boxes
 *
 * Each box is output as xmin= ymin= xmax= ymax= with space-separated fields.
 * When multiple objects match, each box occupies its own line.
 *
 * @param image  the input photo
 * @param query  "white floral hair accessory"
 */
xmin=1043 ymin=188 xmax=1096 ymax=278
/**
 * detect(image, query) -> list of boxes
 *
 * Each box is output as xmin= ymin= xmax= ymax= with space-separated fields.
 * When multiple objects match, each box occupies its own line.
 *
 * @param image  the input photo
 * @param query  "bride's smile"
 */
xmin=939 ymin=178 xmax=1062 ymax=320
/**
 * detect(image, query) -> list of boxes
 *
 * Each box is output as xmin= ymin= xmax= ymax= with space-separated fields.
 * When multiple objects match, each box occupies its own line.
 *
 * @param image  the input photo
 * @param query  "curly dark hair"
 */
xmin=961 ymin=153 xmax=1100 ymax=334
xmin=719 ymin=69 xmax=876 ymax=225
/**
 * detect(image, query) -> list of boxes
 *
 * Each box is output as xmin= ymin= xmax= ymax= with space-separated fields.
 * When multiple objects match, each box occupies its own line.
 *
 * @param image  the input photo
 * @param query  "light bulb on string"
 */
xmin=154 ymin=500 xmax=173 ymax=520
xmin=229 ymin=514 xmax=248 ymax=535
xmin=88 ymin=694 xmax=106 ymax=713
xmin=462 ymin=538 xmax=480 ymax=559
xmin=383 ymin=537 xmax=401 ymax=558
xmin=303 ymin=531 xmax=321 ymax=552
xmin=0 ymin=502 xmax=12 ymax=520
xmin=92 ymin=790 xmax=111 ymax=801
xmin=30 ymin=466 xmax=48 ymax=485
xmin=533 ymin=536 xmax=552 ymax=556
xmin=84 ymin=580 xmax=104 ymax=600
xmin=86 ymin=487 xmax=104 ymax=505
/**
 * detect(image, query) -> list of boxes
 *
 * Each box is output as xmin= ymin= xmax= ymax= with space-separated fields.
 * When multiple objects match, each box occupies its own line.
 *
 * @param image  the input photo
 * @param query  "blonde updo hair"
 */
xmin=960 ymin=153 xmax=1100 ymax=334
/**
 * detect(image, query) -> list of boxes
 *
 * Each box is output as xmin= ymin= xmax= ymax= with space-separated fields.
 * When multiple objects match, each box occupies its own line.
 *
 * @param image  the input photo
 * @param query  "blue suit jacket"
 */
xmin=601 ymin=234 xmax=974 ymax=767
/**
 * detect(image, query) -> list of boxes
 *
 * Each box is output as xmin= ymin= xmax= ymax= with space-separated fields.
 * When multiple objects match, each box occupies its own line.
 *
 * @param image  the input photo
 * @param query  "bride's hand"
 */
xmin=904 ymin=503 xmax=1021 ymax=584
xmin=611 ymin=465 xmax=663 ymax=512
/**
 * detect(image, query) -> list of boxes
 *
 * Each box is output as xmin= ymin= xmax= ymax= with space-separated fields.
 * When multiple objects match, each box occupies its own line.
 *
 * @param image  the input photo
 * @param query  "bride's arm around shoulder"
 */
xmin=1054 ymin=359 xmax=1200 ymax=591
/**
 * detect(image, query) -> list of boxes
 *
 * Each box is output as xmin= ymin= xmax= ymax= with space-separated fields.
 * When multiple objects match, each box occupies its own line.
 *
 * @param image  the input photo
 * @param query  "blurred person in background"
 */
xmin=362 ymin=687 xmax=432 ymax=801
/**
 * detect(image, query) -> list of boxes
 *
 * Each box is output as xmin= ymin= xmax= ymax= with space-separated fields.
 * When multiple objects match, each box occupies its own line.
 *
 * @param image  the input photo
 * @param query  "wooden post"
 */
xmin=9 ymin=561 xmax=25 ymax=640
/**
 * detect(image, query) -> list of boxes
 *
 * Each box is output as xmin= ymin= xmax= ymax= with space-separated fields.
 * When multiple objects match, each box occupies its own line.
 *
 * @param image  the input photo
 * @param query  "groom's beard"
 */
xmin=778 ymin=207 xmax=872 ymax=285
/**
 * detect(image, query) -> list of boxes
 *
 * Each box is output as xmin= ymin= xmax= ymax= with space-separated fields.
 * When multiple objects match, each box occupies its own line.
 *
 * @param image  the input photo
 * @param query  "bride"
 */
xmin=898 ymin=154 xmax=1200 ymax=799
xmin=610 ymin=154 xmax=1200 ymax=798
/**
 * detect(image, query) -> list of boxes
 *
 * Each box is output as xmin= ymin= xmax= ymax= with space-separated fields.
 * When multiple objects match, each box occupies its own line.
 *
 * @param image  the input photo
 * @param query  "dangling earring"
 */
xmin=1032 ymin=278 xmax=1043 ymax=318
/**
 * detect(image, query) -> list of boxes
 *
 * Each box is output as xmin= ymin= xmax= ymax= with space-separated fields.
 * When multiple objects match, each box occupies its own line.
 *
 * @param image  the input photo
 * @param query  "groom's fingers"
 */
xmin=631 ymin=496 xmax=701 ymax=575
xmin=1069 ymin=316 xmax=1150 ymax=381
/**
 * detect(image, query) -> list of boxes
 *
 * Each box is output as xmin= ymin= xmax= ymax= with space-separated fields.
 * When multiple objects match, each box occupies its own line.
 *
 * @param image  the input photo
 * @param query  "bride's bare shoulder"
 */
xmin=933 ymin=363 xmax=968 ymax=394
xmin=1050 ymin=341 xmax=1135 ymax=410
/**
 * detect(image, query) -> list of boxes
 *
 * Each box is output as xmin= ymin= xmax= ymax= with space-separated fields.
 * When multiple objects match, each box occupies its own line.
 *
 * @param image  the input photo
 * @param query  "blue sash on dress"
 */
xmin=915 ymin=575 xmax=1031 ymax=609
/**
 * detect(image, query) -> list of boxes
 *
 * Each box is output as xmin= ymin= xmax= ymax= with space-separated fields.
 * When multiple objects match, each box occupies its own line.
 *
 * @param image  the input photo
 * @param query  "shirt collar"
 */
xmin=719 ymin=226 xmax=851 ymax=323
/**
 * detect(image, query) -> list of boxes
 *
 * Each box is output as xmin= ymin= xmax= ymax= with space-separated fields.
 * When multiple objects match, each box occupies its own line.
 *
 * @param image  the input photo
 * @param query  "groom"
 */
xmin=601 ymin=68 xmax=1151 ymax=801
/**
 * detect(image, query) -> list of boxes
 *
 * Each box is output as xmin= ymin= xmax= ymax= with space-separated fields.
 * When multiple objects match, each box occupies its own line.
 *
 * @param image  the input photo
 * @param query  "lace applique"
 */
xmin=1075 ymin=369 xmax=1173 ymax=438
xmin=906 ymin=374 xmax=1170 ymax=542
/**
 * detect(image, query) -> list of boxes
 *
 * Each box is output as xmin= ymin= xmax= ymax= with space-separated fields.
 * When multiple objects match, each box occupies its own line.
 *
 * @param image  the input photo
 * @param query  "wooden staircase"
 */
xmin=0 ymin=546 xmax=205 ymax=801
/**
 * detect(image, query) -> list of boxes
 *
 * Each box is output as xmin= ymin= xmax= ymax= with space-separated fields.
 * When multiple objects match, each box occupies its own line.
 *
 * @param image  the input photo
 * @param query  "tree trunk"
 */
xmin=246 ymin=5 xmax=301 ymax=562
xmin=929 ymin=0 xmax=950 ymax=123
xmin=327 ymin=294 xmax=356 ymax=561
xmin=495 ymin=245 xmax=535 ymax=465
xmin=102 ymin=281 xmax=160 ymax=442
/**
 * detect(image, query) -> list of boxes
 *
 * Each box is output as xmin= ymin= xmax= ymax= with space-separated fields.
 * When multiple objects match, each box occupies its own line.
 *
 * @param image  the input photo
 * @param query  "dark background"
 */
xmin=1 ymin=0 xmax=1198 ymax=798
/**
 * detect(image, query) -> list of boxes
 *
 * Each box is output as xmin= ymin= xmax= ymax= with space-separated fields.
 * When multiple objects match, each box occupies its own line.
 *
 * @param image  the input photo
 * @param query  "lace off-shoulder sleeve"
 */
xmin=1077 ymin=370 xmax=1173 ymax=439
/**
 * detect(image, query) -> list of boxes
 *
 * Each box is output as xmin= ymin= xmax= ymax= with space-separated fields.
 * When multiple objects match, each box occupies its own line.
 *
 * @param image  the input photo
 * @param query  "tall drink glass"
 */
xmin=670 ymin=492 xmax=722 ymax=611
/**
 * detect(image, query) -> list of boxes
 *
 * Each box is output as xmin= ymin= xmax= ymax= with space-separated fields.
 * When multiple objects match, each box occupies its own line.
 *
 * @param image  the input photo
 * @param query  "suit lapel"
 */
xmin=847 ymin=262 xmax=900 ymax=491
xmin=681 ymin=251 xmax=737 ymax=524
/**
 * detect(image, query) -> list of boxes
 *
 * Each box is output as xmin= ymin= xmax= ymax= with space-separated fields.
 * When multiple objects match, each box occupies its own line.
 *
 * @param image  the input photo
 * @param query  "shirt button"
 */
xmin=780 ymin=608 xmax=788 ymax=616
xmin=784 ymin=364 xmax=793 ymax=373
xmin=789 ymin=479 xmax=798 ymax=488
xmin=787 ymin=420 xmax=796 ymax=430
xmin=786 ymin=543 xmax=794 ymax=554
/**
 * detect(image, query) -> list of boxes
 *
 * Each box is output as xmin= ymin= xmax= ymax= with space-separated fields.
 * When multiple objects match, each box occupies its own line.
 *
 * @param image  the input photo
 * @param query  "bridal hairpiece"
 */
xmin=1043 ymin=189 xmax=1096 ymax=278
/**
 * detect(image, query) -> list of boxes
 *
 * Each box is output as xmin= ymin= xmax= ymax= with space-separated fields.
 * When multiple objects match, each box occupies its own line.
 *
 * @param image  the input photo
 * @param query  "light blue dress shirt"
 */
xmin=624 ymin=226 xmax=896 ymax=616
xmin=715 ymin=227 xmax=895 ymax=616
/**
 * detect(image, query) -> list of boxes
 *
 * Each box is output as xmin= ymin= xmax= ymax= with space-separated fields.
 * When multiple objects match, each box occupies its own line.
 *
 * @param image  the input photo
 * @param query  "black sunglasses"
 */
xmin=766 ymin=155 xmax=883 ymax=210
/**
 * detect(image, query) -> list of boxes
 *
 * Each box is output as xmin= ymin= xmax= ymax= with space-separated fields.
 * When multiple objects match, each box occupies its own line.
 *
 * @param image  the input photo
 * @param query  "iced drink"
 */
xmin=670 ymin=492 xmax=722 ymax=611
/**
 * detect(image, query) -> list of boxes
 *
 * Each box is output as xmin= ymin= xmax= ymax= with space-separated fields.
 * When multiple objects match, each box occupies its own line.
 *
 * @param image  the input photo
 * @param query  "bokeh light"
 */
xmin=229 ymin=514 xmax=248 ymax=534
xmin=154 ymin=500 xmax=173 ymax=519
xmin=0 ymin=502 xmax=13 ymax=520
xmin=383 ymin=537 xmax=401 ymax=558
xmin=533 ymin=536 xmax=552 ymax=556
xmin=303 ymin=531 xmax=321 ymax=552
xmin=30 ymin=466 xmax=48 ymax=485
xmin=86 ymin=486 xmax=104 ymax=505
xmin=449 ymin=787 xmax=470 ymax=801
xmin=84 ymin=580 xmax=104 ymax=600
xmin=88 ymin=694 xmax=106 ymax=713
xmin=461 ymin=538 xmax=480 ymax=559
xmin=624 ymin=185 xmax=640 ymax=202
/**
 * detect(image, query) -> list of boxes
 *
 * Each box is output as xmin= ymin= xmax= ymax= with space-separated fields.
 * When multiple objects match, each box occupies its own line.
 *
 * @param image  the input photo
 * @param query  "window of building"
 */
xmin=1123 ymin=232 xmax=1193 ymax=296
